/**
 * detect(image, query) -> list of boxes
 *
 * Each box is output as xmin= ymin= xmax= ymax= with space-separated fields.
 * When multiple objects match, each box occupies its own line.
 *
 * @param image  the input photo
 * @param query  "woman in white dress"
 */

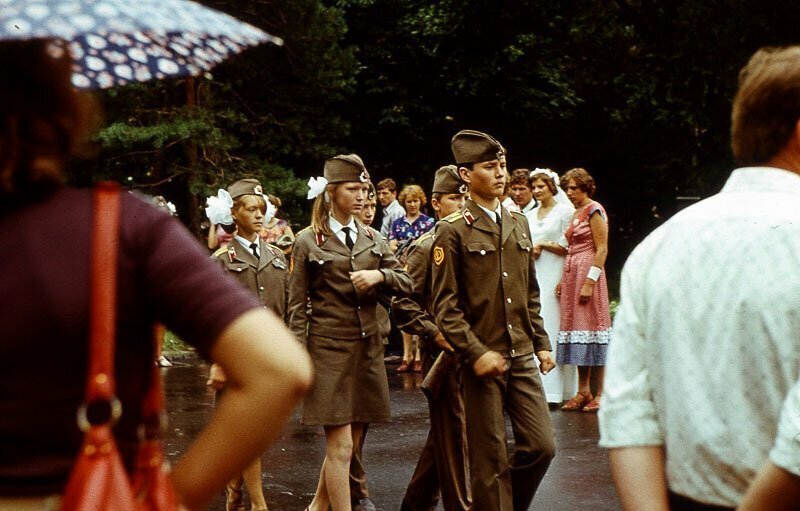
xmin=525 ymin=169 xmax=578 ymax=404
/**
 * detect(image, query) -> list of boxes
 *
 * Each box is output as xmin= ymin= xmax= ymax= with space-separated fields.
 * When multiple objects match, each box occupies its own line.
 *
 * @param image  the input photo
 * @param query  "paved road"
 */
xmin=164 ymin=358 xmax=620 ymax=510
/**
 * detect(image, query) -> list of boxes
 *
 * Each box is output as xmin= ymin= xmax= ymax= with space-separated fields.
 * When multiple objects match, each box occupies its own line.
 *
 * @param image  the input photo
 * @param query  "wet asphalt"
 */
xmin=163 ymin=358 xmax=620 ymax=511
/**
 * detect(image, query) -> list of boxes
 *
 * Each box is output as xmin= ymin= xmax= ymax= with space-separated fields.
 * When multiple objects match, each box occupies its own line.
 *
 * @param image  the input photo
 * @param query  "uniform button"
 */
xmin=259 ymin=286 xmax=264 ymax=291
xmin=351 ymin=256 xmax=355 ymax=260
xmin=480 ymin=249 xmax=486 ymax=255
xmin=523 ymin=233 xmax=527 ymax=238
xmin=503 ymin=271 xmax=508 ymax=277
xmin=357 ymin=306 xmax=361 ymax=310
xmin=508 ymin=324 xmax=513 ymax=330
xmin=506 ymin=298 xmax=511 ymax=303
xmin=317 ymin=260 xmax=324 ymax=265
xmin=511 ymin=349 xmax=516 ymax=356
xmin=361 ymin=332 xmax=366 ymax=337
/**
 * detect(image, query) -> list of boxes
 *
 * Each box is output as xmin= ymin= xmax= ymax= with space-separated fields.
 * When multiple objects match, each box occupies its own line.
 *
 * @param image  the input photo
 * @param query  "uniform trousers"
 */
xmin=462 ymin=353 xmax=555 ymax=511
xmin=401 ymin=349 xmax=471 ymax=511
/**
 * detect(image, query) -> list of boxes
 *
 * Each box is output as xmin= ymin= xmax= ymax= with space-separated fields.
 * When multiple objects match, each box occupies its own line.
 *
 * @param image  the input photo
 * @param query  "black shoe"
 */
xmin=352 ymin=498 xmax=377 ymax=511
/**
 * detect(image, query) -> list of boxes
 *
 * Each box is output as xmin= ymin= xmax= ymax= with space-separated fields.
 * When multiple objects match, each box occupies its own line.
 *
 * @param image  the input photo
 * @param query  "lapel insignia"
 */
xmin=463 ymin=209 xmax=475 ymax=225
xmin=433 ymin=246 xmax=445 ymax=266
xmin=315 ymin=232 xmax=326 ymax=246
xmin=227 ymin=245 xmax=236 ymax=263
xmin=363 ymin=226 xmax=375 ymax=240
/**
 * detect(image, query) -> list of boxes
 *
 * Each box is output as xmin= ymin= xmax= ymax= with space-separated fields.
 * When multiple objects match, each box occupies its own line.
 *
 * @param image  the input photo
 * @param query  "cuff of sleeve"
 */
xmin=465 ymin=342 xmax=490 ymax=367
xmin=598 ymin=400 xmax=664 ymax=448
xmin=380 ymin=268 xmax=394 ymax=288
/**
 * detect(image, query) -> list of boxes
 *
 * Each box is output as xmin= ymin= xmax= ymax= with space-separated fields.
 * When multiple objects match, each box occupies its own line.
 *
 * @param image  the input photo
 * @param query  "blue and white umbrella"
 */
xmin=0 ymin=0 xmax=282 ymax=89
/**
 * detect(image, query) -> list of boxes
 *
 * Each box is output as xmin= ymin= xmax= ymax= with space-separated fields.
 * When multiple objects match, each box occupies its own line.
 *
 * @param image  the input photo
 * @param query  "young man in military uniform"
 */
xmin=394 ymin=165 xmax=470 ymax=511
xmin=208 ymin=178 xmax=288 ymax=511
xmin=431 ymin=131 xmax=556 ymax=511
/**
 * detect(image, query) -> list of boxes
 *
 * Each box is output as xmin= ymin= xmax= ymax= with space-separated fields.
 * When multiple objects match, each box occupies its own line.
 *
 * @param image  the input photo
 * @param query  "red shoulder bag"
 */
xmin=60 ymin=183 xmax=179 ymax=511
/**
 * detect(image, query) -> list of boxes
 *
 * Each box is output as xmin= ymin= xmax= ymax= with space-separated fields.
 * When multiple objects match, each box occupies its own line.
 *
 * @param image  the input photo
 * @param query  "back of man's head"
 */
xmin=732 ymin=46 xmax=800 ymax=165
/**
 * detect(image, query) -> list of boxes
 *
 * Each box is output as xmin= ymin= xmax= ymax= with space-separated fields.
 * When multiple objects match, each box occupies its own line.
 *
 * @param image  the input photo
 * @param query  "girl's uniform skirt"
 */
xmin=302 ymin=333 xmax=391 ymax=426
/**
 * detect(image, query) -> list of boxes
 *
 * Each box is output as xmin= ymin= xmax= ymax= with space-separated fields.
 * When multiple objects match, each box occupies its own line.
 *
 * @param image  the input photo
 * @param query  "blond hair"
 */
xmin=732 ymin=46 xmax=800 ymax=165
xmin=398 ymin=184 xmax=427 ymax=207
xmin=310 ymin=184 xmax=338 ymax=236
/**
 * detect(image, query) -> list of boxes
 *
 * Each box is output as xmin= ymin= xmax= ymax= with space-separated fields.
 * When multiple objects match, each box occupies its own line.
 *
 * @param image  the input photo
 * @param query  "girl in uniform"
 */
xmin=289 ymin=155 xmax=412 ymax=511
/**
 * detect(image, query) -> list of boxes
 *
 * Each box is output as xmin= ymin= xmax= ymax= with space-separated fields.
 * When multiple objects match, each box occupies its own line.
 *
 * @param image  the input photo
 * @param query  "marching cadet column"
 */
xmin=431 ymin=131 xmax=556 ymax=511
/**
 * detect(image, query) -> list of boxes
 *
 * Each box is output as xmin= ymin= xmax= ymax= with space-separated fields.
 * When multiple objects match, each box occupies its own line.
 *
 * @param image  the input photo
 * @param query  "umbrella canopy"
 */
xmin=0 ymin=0 xmax=282 ymax=88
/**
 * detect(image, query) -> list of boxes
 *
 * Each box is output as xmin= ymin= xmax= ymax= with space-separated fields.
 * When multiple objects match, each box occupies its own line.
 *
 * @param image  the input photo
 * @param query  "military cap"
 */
xmin=324 ymin=154 xmax=371 ymax=184
xmin=228 ymin=178 xmax=264 ymax=199
xmin=432 ymin=165 xmax=469 ymax=194
xmin=451 ymin=130 xmax=506 ymax=165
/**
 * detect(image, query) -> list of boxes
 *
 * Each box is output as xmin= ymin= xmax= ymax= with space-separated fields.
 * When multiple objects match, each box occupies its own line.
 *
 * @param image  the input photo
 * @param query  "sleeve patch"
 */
xmin=433 ymin=246 xmax=445 ymax=266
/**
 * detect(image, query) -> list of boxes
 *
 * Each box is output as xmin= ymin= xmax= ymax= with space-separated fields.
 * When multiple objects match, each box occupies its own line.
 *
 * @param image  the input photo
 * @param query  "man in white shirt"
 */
xmin=599 ymin=46 xmax=800 ymax=510
xmin=509 ymin=168 xmax=537 ymax=215
xmin=377 ymin=178 xmax=406 ymax=239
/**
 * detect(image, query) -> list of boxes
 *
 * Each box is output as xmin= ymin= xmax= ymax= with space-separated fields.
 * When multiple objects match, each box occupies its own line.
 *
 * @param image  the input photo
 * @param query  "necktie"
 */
xmin=249 ymin=242 xmax=259 ymax=259
xmin=496 ymin=211 xmax=503 ymax=226
xmin=342 ymin=226 xmax=354 ymax=250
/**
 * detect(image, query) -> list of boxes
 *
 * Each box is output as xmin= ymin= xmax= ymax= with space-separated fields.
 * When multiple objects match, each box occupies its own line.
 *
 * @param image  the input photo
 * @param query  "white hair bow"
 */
xmin=530 ymin=167 xmax=560 ymax=187
xmin=205 ymin=189 xmax=234 ymax=225
xmin=307 ymin=176 xmax=329 ymax=200
xmin=264 ymin=196 xmax=277 ymax=224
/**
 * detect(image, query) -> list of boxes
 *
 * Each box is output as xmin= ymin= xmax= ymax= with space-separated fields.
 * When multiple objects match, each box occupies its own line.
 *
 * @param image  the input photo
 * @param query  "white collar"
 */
xmin=520 ymin=200 xmax=536 ymax=213
xmin=328 ymin=215 xmax=357 ymax=235
xmin=722 ymin=167 xmax=800 ymax=194
xmin=477 ymin=202 xmax=502 ymax=223
xmin=235 ymin=234 xmax=259 ymax=256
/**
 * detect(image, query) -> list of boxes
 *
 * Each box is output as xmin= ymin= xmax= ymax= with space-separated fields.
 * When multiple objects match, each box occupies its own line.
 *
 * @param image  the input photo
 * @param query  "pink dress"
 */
xmin=557 ymin=201 xmax=611 ymax=366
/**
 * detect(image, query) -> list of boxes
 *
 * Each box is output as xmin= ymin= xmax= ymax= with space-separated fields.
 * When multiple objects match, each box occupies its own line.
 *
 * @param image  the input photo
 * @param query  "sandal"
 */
xmin=397 ymin=360 xmax=413 ymax=373
xmin=561 ymin=391 xmax=592 ymax=411
xmin=582 ymin=396 xmax=601 ymax=412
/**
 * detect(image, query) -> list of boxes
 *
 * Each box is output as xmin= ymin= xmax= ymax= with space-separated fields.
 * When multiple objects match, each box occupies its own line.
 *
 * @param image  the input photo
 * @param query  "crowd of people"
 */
xmin=1 ymin=36 xmax=799 ymax=511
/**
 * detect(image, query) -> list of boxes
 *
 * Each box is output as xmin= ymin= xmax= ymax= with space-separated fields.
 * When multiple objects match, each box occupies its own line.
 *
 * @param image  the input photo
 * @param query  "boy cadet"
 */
xmin=431 ymin=131 xmax=556 ymax=511
xmin=209 ymin=178 xmax=288 ymax=511
xmin=394 ymin=166 xmax=470 ymax=511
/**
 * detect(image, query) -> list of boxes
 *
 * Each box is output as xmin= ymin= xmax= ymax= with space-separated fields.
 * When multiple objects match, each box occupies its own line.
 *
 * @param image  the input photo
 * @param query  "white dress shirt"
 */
xmin=599 ymin=167 xmax=800 ymax=507
xmin=477 ymin=202 xmax=503 ymax=223
xmin=329 ymin=215 xmax=357 ymax=246
xmin=235 ymin=234 xmax=260 ymax=258
xmin=380 ymin=199 xmax=406 ymax=238
xmin=770 ymin=379 xmax=800 ymax=477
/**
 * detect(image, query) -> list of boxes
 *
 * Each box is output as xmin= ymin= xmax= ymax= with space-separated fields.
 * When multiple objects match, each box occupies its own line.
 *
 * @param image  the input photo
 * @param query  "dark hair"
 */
xmin=509 ymin=168 xmax=532 ymax=188
xmin=376 ymin=178 xmax=397 ymax=193
xmin=561 ymin=168 xmax=596 ymax=197
xmin=731 ymin=46 xmax=800 ymax=165
xmin=0 ymin=40 xmax=97 ymax=201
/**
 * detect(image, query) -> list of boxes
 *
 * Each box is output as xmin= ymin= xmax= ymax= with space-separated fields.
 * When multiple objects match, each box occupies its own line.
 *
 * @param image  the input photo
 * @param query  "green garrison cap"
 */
xmin=324 ymin=154 xmax=371 ymax=184
xmin=432 ymin=165 xmax=469 ymax=194
xmin=451 ymin=130 xmax=506 ymax=165
xmin=228 ymin=178 xmax=264 ymax=199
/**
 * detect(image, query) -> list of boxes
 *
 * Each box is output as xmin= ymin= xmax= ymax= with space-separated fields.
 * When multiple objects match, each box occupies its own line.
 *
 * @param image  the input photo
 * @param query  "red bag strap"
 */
xmin=86 ymin=183 xmax=121 ymax=405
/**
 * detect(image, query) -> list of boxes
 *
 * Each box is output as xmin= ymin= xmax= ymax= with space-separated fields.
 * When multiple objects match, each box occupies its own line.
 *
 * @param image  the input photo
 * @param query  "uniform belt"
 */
xmin=0 ymin=495 xmax=61 ymax=511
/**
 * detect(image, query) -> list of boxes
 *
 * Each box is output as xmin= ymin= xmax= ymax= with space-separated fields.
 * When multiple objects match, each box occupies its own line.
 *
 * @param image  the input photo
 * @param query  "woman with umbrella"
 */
xmin=0 ymin=35 xmax=309 ymax=511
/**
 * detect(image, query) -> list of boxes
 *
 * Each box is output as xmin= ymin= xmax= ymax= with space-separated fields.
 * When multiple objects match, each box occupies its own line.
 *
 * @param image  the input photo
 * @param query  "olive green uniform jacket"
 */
xmin=392 ymin=231 xmax=439 ymax=345
xmin=288 ymin=222 xmax=412 ymax=342
xmin=213 ymin=238 xmax=288 ymax=319
xmin=431 ymin=199 xmax=551 ymax=366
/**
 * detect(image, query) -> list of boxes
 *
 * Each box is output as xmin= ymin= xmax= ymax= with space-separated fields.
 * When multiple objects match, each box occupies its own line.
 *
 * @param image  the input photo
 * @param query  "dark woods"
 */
xmin=69 ymin=0 xmax=800 ymax=285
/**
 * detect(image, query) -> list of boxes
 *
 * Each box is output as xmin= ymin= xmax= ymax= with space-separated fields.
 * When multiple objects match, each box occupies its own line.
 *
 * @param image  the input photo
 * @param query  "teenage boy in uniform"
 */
xmin=431 ymin=131 xmax=556 ymax=511
xmin=394 ymin=166 xmax=470 ymax=511
xmin=208 ymin=178 xmax=289 ymax=511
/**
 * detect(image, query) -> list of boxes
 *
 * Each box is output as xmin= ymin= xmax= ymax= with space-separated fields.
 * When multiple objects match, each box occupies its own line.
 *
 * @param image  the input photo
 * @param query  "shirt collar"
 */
xmin=328 ymin=215 xmax=357 ymax=235
xmin=722 ymin=167 xmax=800 ymax=194
xmin=520 ymin=200 xmax=536 ymax=213
xmin=477 ymin=202 xmax=502 ymax=222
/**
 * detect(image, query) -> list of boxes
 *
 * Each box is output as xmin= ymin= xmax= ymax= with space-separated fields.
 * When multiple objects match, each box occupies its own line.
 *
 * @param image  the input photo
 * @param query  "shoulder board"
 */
xmin=212 ymin=246 xmax=228 ymax=258
xmin=416 ymin=231 xmax=434 ymax=243
xmin=441 ymin=211 xmax=462 ymax=223
xmin=296 ymin=226 xmax=313 ymax=236
xmin=511 ymin=211 xmax=527 ymax=221
xmin=265 ymin=243 xmax=281 ymax=256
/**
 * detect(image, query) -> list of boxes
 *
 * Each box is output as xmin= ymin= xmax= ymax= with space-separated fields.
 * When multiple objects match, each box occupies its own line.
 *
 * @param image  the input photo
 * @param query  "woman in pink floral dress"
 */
xmin=556 ymin=168 xmax=611 ymax=412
